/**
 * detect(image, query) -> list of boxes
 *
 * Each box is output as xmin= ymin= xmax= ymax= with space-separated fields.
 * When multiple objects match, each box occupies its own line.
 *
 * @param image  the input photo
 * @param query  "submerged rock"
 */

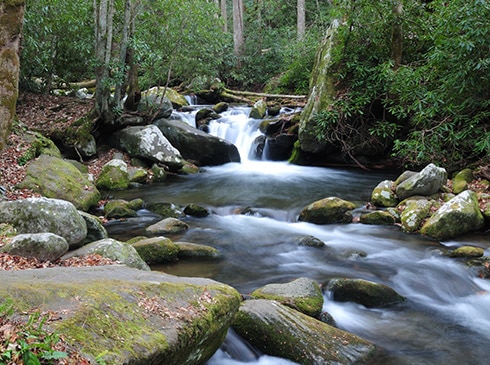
xmin=233 ymin=299 xmax=378 ymax=365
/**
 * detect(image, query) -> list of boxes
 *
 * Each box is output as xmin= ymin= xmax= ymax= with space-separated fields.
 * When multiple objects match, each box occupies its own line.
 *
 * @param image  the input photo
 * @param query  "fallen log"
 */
xmin=224 ymin=88 xmax=306 ymax=100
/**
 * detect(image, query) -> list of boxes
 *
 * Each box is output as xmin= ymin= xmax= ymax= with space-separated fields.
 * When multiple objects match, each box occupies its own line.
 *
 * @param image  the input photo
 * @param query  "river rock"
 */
xmin=175 ymin=242 xmax=221 ymax=258
xmin=138 ymin=91 xmax=174 ymax=119
xmin=17 ymin=154 xmax=100 ymax=211
xmin=249 ymin=99 xmax=267 ymax=119
xmin=233 ymin=299 xmax=378 ymax=365
xmin=79 ymin=211 xmax=108 ymax=244
xmin=212 ymin=102 xmax=229 ymax=113
xmin=264 ymin=134 xmax=296 ymax=161
xmin=130 ymin=236 xmax=179 ymax=264
xmin=298 ymin=197 xmax=356 ymax=224
xmin=450 ymin=246 xmax=484 ymax=258
xmin=452 ymin=168 xmax=474 ymax=194
xmin=104 ymin=199 xmax=138 ymax=219
xmin=183 ymin=203 xmax=209 ymax=218
xmin=359 ymin=210 xmax=396 ymax=225
xmin=395 ymin=163 xmax=447 ymax=200
xmin=95 ymin=159 xmax=130 ymax=190
xmin=146 ymin=202 xmax=183 ymax=218
xmin=251 ymin=277 xmax=323 ymax=318
xmin=108 ymin=125 xmax=187 ymax=172
xmin=153 ymin=118 xmax=240 ymax=166
xmin=0 ymin=266 xmax=240 ymax=365
xmin=420 ymin=190 xmax=485 ymax=240
xmin=0 ymin=197 xmax=87 ymax=249
xmin=1 ymin=233 xmax=69 ymax=261
xmin=371 ymin=180 xmax=398 ymax=207
xmin=129 ymin=167 xmax=148 ymax=184
xmin=62 ymin=238 xmax=150 ymax=271
xmin=296 ymin=235 xmax=325 ymax=247
xmin=146 ymin=218 xmax=190 ymax=236
xmin=400 ymin=198 xmax=434 ymax=233
xmin=327 ymin=278 xmax=406 ymax=308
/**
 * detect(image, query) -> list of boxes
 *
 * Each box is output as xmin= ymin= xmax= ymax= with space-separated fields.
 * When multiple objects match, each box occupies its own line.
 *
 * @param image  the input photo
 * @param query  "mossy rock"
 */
xmin=96 ymin=159 xmax=130 ymax=191
xmin=175 ymin=242 xmax=222 ymax=259
xmin=452 ymin=168 xmax=474 ymax=194
xmin=0 ymin=266 xmax=241 ymax=365
xmin=251 ymin=277 xmax=324 ymax=318
xmin=399 ymin=198 xmax=433 ymax=233
xmin=450 ymin=246 xmax=484 ymax=258
xmin=145 ymin=218 xmax=190 ymax=236
xmin=371 ymin=180 xmax=398 ymax=207
xmin=104 ymin=199 xmax=138 ymax=219
xmin=360 ymin=210 xmax=396 ymax=225
xmin=212 ymin=102 xmax=228 ymax=113
xmin=129 ymin=168 xmax=148 ymax=184
xmin=249 ymin=99 xmax=267 ymax=119
xmin=151 ymin=164 xmax=167 ymax=182
xmin=146 ymin=202 xmax=183 ymax=218
xmin=17 ymin=154 xmax=100 ymax=211
xmin=130 ymin=236 xmax=179 ymax=264
xmin=327 ymin=278 xmax=406 ymax=308
xmin=295 ymin=235 xmax=325 ymax=248
xmin=298 ymin=197 xmax=356 ymax=224
xmin=183 ymin=203 xmax=209 ymax=218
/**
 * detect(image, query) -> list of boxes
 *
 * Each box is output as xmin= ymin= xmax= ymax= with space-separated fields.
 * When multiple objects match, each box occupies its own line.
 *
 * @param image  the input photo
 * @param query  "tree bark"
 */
xmin=0 ymin=0 xmax=25 ymax=152
xmin=391 ymin=2 xmax=403 ymax=70
xmin=233 ymin=0 xmax=244 ymax=59
xmin=297 ymin=0 xmax=306 ymax=41
xmin=220 ymin=0 xmax=228 ymax=32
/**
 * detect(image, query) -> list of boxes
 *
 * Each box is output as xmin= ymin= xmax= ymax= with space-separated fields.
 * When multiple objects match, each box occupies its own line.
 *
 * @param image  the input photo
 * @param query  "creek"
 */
xmin=107 ymin=105 xmax=490 ymax=365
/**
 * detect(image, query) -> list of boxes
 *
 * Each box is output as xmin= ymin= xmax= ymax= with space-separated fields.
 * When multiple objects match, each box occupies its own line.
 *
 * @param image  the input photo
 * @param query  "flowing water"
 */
xmin=108 ymin=106 xmax=490 ymax=365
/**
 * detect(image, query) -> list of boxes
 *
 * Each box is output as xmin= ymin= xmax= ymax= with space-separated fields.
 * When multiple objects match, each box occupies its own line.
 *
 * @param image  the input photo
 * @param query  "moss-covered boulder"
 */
xmin=62 ymin=238 xmax=150 ymax=271
xmin=0 ymin=197 xmax=87 ymax=249
xmin=79 ymin=211 xmax=108 ymax=244
xmin=399 ymin=198 xmax=434 ymax=233
xmin=175 ymin=242 xmax=221 ymax=258
xmin=249 ymin=99 xmax=267 ymax=119
xmin=420 ymin=190 xmax=485 ymax=240
xmin=96 ymin=159 xmax=130 ymax=191
xmin=395 ymin=163 xmax=447 ymax=200
xmin=1 ymin=232 xmax=68 ymax=261
xmin=359 ymin=210 xmax=396 ymax=225
xmin=146 ymin=202 xmax=183 ymax=218
xmin=298 ymin=197 xmax=356 ymax=224
xmin=251 ymin=277 xmax=323 ymax=318
xmin=233 ymin=299 xmax=378 ymax=365
xmin=371 ymin=180 xmax=398 ymax=207
xmin=183 ymin=203 xmax=209 ymax=218
xmin=141 ymin=86 xmax=189 ymax=109
xmin=480 ymin=193 xmax=490 ymax=222
xmin=0 ymin=266 xmax=241 ymax=365
xmin=129 ymin=167 xmax=148 ymax=184
xmin=327 ymin=278 xmax=406 ymax=308
xmin=17 ymin=154 xmax=100 ymax=211
xmin=452 ymin=168 xmax=474 ymax=194
xmin=104 ymin=199 xmax=138 ymax=219
xmin=145 ymin=218 xmax=190 ymax=236
xmin=450 ymin=246 xmax=484 ymax=258
xmin=212 ymin=102 xmax=229 ymax=113
xmin=129 ymin=236 xmax=179 ymax=264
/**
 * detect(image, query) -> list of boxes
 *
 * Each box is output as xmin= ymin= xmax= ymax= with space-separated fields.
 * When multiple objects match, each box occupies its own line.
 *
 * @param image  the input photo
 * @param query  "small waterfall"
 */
xmin=184 ymin=94 xmax=198 ymax=105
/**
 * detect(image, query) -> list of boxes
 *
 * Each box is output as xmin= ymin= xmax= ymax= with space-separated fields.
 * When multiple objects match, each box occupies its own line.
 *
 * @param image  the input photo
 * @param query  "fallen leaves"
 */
xmin=0 ymin=253 xmax=118 ymax=271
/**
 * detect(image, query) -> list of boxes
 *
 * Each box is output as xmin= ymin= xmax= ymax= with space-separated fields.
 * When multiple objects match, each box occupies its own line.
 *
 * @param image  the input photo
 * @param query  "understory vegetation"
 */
xmin=19 ymin=0 xmax=489 ymax=169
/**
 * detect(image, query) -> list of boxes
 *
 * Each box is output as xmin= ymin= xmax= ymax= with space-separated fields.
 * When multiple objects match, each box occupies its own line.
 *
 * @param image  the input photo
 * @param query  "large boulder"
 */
xmin=327 ymin=278 xmax=406 ymax=308
xmin=95 ymin=159 xmax=130 ymax=191
xmin=62 ymin=238 xmax=150 ymax=271
xmin=129 ymin=236 xmax=179 ymax=264
xmin=108 ymin=125 xmax=187 ymax=172
xmin=298 ymin=197 xmax=356 ymax=224
xmin=0 ymin=266 xmax=241 ymax=365
xmin=395 ymin=163 xmax=447 ymax=200
xmin=17 ymin=154 xmax=100 ymax=211
xmin=153 ymin=118 xmax=240 ymax=166
xmin=251 ymin=277 xmax=323 ymax=318
xmin=0 ymin=197 xmax=87 ymax=249
xmin=420 ymin=190 xmax=485 ymax=240
xmin=1 ymin=233 xmax=68 ymax=261
xmin=400 ymin=198 xmax=434 ymax=233
xmin=233 ymin=299 xmax=378 ymax=365
xmin=249 ymin=99 xmax=267 ymax=119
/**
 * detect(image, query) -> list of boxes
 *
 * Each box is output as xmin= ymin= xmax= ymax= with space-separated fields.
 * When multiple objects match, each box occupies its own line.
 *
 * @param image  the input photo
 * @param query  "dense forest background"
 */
xmin=15 ymin=0 xmax=490 ymax=169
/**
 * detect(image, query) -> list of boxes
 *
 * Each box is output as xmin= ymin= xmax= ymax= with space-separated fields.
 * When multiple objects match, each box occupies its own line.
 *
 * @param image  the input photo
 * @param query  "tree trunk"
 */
xmin=220 ymin=0 xmax=228 ymax=32
xmin=0 ymin=0 xmax=24 ymax=152
xmin=297 ymin=0 xmax=305 ymax=41
xmin=233 ymin=0 xmax=244 ymax=60
xmin=391 ymin=2 xmax=403 ymax=70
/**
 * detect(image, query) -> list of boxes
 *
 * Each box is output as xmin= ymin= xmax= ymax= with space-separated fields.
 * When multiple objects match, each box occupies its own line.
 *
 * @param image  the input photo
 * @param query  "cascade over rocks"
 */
xmin=233 ymin=299 xmax=379 ymax=365
xmin=0 ymin=197 xmax=87 ymax=249
xmin=154 ymin=118 xmax=240 ymax=166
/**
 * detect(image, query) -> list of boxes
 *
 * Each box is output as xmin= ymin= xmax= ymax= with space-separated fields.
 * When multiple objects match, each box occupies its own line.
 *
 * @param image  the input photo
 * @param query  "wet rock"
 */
xmin=104 ymin=199 xmax=138 ymax=219
xmin=129 ymin=236 xmax=179 ymax=264
xmin=395 ymin=163 xmax=447 ymax=200
xmin=251 ymin=277 xmax=324 ymax=317
xmin=359 ymin=210 xmax=396 ymax=225
xmin=212 ymin=102 xmax=229 ymax=113
xmin=1 ymin=233 xmax=68 ymax=261
xmin=420 ymin=190 xmax=485 ymax=240
xmin=62 ymin=238 xmax=150 ymax=271
xmin=327 ymin=278 xmax=406 ymax=308
xmin=0 ymin=197 xmax=87 ymax=249
xmin=17 ymin=154 xmax=100 ymax=211
xmin=450 ymin=246 xmax=484 ymax=258
xmin=145 ymin=218 xmax=189 ymax=236
xmin=175 ymin=242 xmax=221 ymax=258
xmin=184 ymin=203 xmax=209 ymax=218
xmin=400 ymin=198 xmax=434 ymax=233
xmin=298 ymin=197 xmax=356 ymax=224
xmin=146 ymin=202 xmax=183 ymax=218
xmin=95 ymin=159 xmax=130 ymax=191
xmin=296 ymin=235 xmax=325 ymax=248
xmin=371 ymin=180 xmax=398 ymax=207
xmin=129 ymin=167 xmax=148 ymax=184
xmin=249 ymin=99 xmax=267 ymax=119
xmin=233 ymin=299 xmax=378 ymax=365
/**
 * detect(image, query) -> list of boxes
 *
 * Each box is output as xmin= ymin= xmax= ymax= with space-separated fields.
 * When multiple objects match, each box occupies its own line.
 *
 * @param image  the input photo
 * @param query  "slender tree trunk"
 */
xmin=391 ymin=2 xmax=403 ymax=70
xmin=0 ymin=0 xmax=24 ymax=152
xmin=297 ymin=0 xmax=306 ymax=41
xmin=220 ymin=0 xmax=228 ymax=32
xmin=233 ymin=0 xmax=244 ymax=60
xmin=115 ymin=0 xmax=132 ymax=103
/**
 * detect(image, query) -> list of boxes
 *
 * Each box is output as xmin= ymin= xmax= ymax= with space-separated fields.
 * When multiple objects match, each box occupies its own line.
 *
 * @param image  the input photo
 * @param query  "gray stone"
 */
xmin=371 ymin=180 xmax=398 ymax=207
xmin=1 ymin=233 xmax=68 ymax=261
xmin=79 ymin=211 xmax=108 ymax=244
xmin=298 ymin=197 xmax=356 ymax=224
xmin=130 ymin=236 xmax=179 ymax=264
xmin=146 ymin=218 xmax=190 ymax=236
xmin=395 ymin=163 xmax=447 ymax=200
xmin=400 ymin=198 xmax=434 ymax=233
xmin=95 ymin=159 xmax=130 ymax=191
